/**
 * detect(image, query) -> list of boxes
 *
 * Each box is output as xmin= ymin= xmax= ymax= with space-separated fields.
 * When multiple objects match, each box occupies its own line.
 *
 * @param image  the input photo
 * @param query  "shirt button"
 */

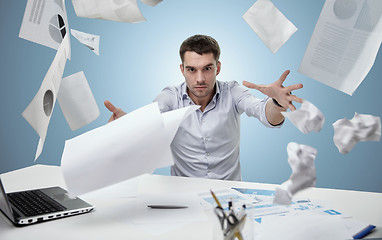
xmin=206 ymin=152 xmax=210 ymax=156
xmin=207 ymin=169 xmax=211 ymax=173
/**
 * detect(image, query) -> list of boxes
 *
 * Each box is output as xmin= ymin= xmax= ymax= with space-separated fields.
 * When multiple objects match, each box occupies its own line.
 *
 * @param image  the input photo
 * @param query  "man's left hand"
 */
xmin=243 ymin=70 xmax=303 ymax=111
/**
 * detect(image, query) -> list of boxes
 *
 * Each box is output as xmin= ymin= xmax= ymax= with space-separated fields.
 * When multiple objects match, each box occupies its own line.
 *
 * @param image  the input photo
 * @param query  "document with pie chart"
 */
xmin=22 ymin=35 xmax=70 ymax=161
xmin=19 ymin=0 xmax=70 ymax=55
xmin=298 ymin=0 xmax=382 ymax=96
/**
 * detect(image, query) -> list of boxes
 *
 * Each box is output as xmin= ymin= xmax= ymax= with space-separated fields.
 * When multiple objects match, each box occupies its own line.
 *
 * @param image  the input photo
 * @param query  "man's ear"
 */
xmin=216 ymin=61 xmax=221 ymax=76
xmin=180 ymin=63 xmax=185 ymax=76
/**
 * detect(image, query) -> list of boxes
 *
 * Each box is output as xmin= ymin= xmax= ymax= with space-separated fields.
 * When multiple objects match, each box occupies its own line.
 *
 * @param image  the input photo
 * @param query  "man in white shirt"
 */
xmin=105 ymin=34 xmax=303 ymax=180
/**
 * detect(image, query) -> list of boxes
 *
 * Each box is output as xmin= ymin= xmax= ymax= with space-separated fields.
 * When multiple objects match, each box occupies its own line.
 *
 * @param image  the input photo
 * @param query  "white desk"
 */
xmin=0 ymin=165 xmax=381 ymax=240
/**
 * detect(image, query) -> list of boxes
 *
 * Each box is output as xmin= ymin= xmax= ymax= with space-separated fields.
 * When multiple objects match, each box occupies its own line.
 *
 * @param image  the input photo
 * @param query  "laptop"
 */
xmin=0 ymin=176 xmax=94 ymax=226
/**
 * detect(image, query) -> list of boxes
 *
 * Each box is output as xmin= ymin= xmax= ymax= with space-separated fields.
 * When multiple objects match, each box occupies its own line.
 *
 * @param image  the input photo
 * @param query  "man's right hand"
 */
xmin=104 ymin=100 xmax=126 ymax=123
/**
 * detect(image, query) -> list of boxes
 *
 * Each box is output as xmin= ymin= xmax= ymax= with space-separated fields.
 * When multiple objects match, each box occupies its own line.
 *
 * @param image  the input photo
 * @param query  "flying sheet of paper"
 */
xmin=281 ymin=100 xmax=325 ymax=134
xmin=70 ymin=29 xmax=100 ymax=55
xmin=22 ymin=34 xmax=70 ymax=161
xmin=61 ymin=103 xmax=199 ymax=197
xmin=298 ymin=0 xmax=382 ymax=95
xmin=273 ymin=142 xmax=317 ymax=205
xmin=140 ymin=0 xmax=162 ymax=7
xmin=333 ymin=113 xmax=381 ymax=154
xmin=19 ymin=0 xmax=70 ymax=55
xmin=71 ymin=0 xmax=146 ymax=23
xmin=242 ymin=0 xmax=298 ymax=54
xmin=57 ymin=71 xmax=100 ymax=131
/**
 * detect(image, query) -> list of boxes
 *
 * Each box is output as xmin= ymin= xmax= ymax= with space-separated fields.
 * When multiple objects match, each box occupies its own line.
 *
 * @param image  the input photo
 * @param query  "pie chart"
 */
xmin=49 ymin=14 xmax=66 ymax=44
xmin=333 ymin=0 xmax=357 ymax=20
xmin=43 ymin=89 xmax=54 ymax=117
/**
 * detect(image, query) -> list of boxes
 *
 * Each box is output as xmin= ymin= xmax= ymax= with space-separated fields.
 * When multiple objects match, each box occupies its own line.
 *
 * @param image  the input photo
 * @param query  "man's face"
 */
xmin=180 ymin=51 xmax=221 ymax=103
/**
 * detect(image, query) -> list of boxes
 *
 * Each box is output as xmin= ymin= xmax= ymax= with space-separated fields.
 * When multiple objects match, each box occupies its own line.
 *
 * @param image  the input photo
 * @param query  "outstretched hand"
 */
xmin=104 ymin=100 xmax=126 ymax=123
xmin=243 ymin=70 xmax=303 ymax=111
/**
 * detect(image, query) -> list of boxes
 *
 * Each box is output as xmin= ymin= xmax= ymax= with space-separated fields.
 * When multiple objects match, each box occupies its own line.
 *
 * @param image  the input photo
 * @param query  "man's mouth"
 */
xmin=195 ymin=86 xmax=206 ymax=90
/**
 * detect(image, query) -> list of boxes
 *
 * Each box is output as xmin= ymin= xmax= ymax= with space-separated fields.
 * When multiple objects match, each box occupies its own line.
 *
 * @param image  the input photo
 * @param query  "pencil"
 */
xmin=210 ymin=189 xmax=222 ymax=208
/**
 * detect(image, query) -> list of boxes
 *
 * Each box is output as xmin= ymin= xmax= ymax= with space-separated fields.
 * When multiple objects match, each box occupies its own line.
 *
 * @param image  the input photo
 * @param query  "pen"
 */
xmin=353 ymin=224 xmax=375 ymax=239
xmin=147 ymin=205 xmax=188 ymax=209
xmin=228 ymin=199 xmax=233 ymax=210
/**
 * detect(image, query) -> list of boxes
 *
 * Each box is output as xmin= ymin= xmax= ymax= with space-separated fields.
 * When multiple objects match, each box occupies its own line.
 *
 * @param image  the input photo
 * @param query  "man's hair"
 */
xmin=179 ymin=35 xmax=220 ymax=64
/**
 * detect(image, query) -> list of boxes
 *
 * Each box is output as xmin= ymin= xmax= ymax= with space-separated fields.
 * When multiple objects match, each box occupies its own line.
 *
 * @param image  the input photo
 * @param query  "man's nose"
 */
xmin=196 ymin=70 xmax=206 ymax=83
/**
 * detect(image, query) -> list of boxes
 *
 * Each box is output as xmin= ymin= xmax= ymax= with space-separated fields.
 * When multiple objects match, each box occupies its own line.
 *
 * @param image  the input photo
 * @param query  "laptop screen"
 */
xmin=0 ymin=177 xmax=15 ymax=222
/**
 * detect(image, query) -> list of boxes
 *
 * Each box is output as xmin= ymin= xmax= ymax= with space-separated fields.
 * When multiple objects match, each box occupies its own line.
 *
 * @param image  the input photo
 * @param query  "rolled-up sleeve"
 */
xmin=231 ymin=82 xmax=281 ymax=128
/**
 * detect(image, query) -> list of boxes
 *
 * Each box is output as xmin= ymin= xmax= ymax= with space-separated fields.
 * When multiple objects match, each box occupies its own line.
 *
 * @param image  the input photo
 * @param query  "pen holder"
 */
xmin=212 ymin=204 xmax=254 ymax=240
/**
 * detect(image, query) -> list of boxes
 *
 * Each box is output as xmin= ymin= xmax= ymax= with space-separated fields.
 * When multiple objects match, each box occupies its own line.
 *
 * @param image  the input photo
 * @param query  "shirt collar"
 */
xmin=181 ymin=82 xmax=188 ymax=100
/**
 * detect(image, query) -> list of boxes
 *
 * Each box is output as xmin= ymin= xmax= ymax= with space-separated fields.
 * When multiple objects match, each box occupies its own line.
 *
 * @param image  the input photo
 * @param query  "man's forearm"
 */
xmin=265 ymin=99 xmax=286 ymax=126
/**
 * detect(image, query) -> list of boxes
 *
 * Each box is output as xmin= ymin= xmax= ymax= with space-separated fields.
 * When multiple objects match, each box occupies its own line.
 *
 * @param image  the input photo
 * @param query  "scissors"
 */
xmin=210 ymin=190 xmax=246 ymax=240
xmin=214 ymin=206 xmax=246 ymax=240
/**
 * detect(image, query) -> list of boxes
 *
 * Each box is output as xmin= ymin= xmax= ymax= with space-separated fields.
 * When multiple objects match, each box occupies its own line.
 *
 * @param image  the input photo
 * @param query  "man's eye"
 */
xmin=188 ymin=68 xmax=195 ymax=72
xmin=205 ymin=67 xmax=212 ymax=71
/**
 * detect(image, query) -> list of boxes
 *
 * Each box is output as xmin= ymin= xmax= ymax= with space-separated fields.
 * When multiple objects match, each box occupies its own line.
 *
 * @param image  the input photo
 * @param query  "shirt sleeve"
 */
xmin=153 ymin=86 xmax=178 ymax=113
xmin=230 ymin=81 xmax=281 ymax=128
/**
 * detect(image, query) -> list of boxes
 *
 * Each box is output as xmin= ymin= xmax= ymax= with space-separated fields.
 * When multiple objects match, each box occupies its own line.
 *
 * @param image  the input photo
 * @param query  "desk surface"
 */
xmin=0 ymin=165 xmax=381 ymax=240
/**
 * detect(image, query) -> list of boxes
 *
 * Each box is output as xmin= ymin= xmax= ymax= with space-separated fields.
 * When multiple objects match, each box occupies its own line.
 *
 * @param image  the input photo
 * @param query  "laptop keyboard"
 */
xmin=7 ymin=190 xmax=67 ymax=217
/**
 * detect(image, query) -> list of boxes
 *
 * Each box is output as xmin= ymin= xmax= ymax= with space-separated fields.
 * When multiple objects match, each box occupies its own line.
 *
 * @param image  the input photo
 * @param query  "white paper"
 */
xmin=249 ymin=197 xmax=346 ymax=224
xmin=19 ymin=0 xmax=70 ymax=54
xmin=281 ymin=100 xmax=325 ymax=134
xmin=61 ymin=103 xmax=198 ymax=197
xmin=273 ymin=142 xmax=317 ymax=205
xmin=255 ymin=213 xmax=350 ymax=240
xmin=57 ymin=71 xmax=100 ymax=131
xmin=70 ymin=29 xmax=100 ymax=55
xmin=71 ymin=0 xmax=146 ymax=23
xmin=242 ymin=0 xmax=298 ymax=53
xmin=199 ymin=188 xmax=251 ymax=210
xmin=298 ymin=0 xmax=382 ymax=95
xmin=140 ymin=0 xmax=162 ymax=7
xmin=22 ymin=34 xmax=70 ymax=161
xmin=333 ymin=113 xmax=381 ymax=154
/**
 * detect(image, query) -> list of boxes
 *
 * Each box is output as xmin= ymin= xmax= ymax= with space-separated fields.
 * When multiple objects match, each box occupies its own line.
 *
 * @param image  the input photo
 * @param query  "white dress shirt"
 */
xmin=154 ymin=80 xmax=280 ymax=180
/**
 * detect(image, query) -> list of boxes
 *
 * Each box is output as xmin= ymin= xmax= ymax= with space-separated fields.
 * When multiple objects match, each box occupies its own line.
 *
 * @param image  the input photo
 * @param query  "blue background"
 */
xmin=1 ymin=0 xmax=381 ymax=193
